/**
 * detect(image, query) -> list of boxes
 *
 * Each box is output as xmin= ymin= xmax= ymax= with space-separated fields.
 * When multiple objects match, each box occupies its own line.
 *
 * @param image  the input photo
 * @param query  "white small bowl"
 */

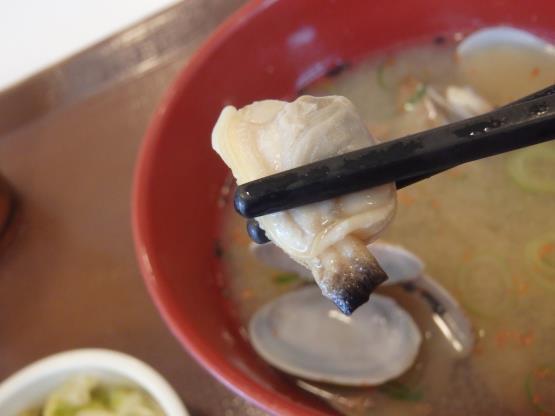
xmin=0 ymin=349 xmax=189 ymax=416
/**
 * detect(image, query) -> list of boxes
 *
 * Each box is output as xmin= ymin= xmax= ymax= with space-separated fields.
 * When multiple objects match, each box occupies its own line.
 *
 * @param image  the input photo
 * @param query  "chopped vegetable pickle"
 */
xmin=18 ymin=376 xmax=164 ymax=416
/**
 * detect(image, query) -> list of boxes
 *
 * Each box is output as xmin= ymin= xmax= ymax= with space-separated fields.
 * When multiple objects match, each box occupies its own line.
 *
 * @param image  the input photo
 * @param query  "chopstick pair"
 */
xmin=235 ymin=84 xmax=555 ymax=243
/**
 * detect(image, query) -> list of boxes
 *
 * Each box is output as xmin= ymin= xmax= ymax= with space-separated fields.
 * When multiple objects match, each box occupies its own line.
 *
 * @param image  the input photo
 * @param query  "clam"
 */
xmin=249 ymin=285 xmax=421 ymax=386
xmin=250 ymin=241 xmax=422 ymax=285
xmin=250 ymin=241 xmax=474 ymax=356
xmin=212 ymin=96 xmax=397 ymax=315
xmin=427 ymin=85 xmax=492 ymax=121
xmin=456 ymin=26 xmax=555 ymax=105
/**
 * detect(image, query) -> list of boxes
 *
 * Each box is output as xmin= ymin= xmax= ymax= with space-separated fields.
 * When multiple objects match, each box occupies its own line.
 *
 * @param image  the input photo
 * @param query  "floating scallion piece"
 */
xmin=376 ymin=62 xmax=389 ymax=89
xmin=507 ymin=143 xmax=555 ymax=193
xmin=526 ymin=234 xmax=555 ymax=291
xmin=379 ymin=380 xmax=423 ymax=402
xmin=273 ymin=273 xmax=300 ymax=285
xmin=404 ymin=83 xmax=427 ymax=111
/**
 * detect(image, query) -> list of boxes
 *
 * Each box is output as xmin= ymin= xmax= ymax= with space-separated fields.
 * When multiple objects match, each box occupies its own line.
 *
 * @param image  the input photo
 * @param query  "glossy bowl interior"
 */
xmin=133 ymin=1 xmax=555 ymax=414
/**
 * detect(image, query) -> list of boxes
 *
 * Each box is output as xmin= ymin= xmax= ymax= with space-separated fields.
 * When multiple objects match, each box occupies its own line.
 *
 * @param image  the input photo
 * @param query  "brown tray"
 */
xmin=0 ymin=1 xmax=266 ymax=414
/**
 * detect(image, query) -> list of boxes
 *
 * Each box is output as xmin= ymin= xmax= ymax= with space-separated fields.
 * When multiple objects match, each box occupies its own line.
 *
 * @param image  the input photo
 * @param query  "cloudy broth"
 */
xmin=219 ymin=33 xmax=555 ymax=415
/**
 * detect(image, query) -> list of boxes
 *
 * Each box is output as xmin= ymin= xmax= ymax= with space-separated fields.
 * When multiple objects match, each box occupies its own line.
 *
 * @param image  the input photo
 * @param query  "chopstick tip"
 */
xmin=234 ymin=185 xmax=253 ymax=218
xmin=246 ymin=219 xmax=270 ymax=244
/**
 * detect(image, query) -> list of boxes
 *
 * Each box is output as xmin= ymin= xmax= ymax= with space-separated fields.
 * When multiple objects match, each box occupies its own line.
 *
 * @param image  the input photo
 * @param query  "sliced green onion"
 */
xmin=507 ymin=143 xmax=555 ymax=193
xmin=273 ymin=273 xmax=299 ymax=285
xmin=456 ymin=256 xmax=512 ymax=319
xmin=378 ymin=381 xmax=423 ymax=402
xmin=526 ymin=234 xmax=555 ymax=290
xmin=526 ymin=365 xmax=555 ymax=415
xmin=403 ymin=83 xmax=427 ymax=111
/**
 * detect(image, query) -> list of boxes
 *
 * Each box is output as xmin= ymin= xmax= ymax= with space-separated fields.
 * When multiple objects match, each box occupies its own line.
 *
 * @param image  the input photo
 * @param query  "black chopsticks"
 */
xmin=235 ymin=85 xmax=555 ymax=223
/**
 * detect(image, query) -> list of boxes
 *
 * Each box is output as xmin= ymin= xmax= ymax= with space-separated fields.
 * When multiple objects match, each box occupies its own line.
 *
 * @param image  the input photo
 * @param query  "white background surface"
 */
xmin=0 ymin=0 xmax=180 ymax=92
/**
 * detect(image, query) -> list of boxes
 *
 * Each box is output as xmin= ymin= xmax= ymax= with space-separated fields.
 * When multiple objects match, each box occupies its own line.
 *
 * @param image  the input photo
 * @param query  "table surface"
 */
xmin=0 ymin=1 xmax=267 ymax=414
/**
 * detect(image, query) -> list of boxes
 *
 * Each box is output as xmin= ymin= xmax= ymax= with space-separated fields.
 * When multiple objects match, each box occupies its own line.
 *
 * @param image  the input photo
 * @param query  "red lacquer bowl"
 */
xmin=132 ymin=1 xmax=555 ymax=414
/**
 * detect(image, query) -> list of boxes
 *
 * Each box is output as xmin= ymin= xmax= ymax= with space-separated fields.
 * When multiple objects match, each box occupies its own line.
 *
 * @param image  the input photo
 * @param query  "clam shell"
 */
xmin=249 ymin=286 xmax=421 ymax=385
xmin=251 ymin=241 xmax=475 ymax=357
xmin=457 ymin=26 xmax=555 ymax=105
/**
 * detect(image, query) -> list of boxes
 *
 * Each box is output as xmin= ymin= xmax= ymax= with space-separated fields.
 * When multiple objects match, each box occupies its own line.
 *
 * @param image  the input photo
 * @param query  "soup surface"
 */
xmin=218 ymin=33 xmax=555 ymax=415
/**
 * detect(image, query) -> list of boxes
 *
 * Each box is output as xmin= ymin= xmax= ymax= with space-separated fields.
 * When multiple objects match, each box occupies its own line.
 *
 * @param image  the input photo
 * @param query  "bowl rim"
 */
xmin=132 ymin=1 xmax=324 ymax=415
xmin=0 ymin=348 xmax=189 ymax=415
xmin=131 ymin=0 xmax=555 ymax=413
